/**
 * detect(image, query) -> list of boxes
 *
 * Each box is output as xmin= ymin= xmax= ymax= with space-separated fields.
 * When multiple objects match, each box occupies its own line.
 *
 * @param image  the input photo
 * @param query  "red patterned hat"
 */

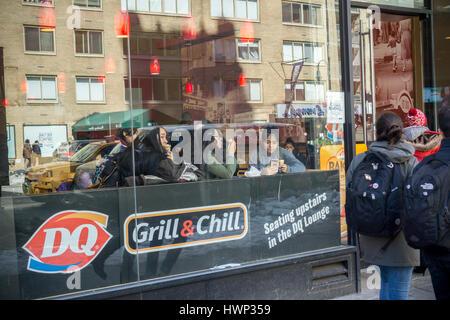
xmin=406 ymin=108 xmax=427 ymax=127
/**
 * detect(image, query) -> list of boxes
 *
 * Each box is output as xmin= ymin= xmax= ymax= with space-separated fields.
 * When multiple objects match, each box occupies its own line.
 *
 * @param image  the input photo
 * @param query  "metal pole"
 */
xmin=124 ymin=1 xmax=141 ymax=286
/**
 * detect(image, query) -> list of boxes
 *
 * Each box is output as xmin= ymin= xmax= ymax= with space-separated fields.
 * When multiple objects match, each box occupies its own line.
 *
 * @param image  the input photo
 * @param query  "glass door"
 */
xmin=351 ymin=8 xmax=377 ymax=148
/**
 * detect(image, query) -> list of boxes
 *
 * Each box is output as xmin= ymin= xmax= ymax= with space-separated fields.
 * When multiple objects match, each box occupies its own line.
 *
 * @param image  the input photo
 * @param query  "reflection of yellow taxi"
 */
xmin=23 ymin=141 xmax=118 ymax=195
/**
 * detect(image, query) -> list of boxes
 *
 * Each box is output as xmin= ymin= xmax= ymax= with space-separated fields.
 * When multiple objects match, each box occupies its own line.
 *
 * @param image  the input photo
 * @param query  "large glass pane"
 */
xmin=39 ymin=29 xmax=54 ymax=52
xmin=314 ymin=45 xmax=323 ymax=63
xmin=177 ymin=0 xmax=189 ymax=14
xmin=75 ymin=31 xmax=87 ymax=53
xmin=235 ymin=0 xmax=247 ymax=19
xmin=26 ymin=77 xmax=42 ymax=100
xmin=293 ymin=42 xmax=303 ymax=61
xmin=292 ymin=3 xmax=301 ymax=23
xmin=295 ymin=82 xmax=305 ymax=101
xmin=88 ymin=0 xmax=101 ymax=8
xmin=1 ymin=0 xmax=349 ymax=300
xmin=41 ymin=77 xmax=56 ymax=100
xmin=223 ymin=0 xmax=234 ymax=18
xmin=283 ymin=42 xmax=293 ymax=62
xmin=249 ymin=80 xmax=261 ymax=101
xmin=304 ymin=43 xmax=313 ymax=63
xmin=238 ymin=41 xmax=249 ymax=60
xmin=76 ymin=78 xmax=90 ymax=101
xmin=150 ymin=0 xmax=162 ymax=12
xmin=90 ymin=78 xmax=105 ymax=101
xmin=247 ymin=0 xmax=258 ymax=20
xmin=303 ymin=4 xmax=312 ymax=24
xmin=137 ymin=0 xmax=150 ymax=11
xmin=24 ymin=27 xmax=39 ymax=51
xmin=249 ymin=41 xmax=259 ymax=60
xmin=164 ymin=0 xmax=177 ymax=13
xmin=211 ymin=0 xmax=222 ymax=17
xmin=89 ymin=31 xmax=103 ymax=54
xmin=282 ymin=2 xmax=291 ymax=23
xmin=312 ymin=6 xmax=322 ymax=26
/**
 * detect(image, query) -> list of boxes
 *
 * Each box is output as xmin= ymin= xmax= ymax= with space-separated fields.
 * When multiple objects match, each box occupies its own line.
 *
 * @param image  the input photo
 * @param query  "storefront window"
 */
xmin=0 ymin=0 xmax=346 ymax=299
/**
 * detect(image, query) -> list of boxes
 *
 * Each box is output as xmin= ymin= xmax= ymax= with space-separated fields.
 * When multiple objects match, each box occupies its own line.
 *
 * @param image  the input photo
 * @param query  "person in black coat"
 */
xmin=421 ymin=105 xmax=450 ymax=300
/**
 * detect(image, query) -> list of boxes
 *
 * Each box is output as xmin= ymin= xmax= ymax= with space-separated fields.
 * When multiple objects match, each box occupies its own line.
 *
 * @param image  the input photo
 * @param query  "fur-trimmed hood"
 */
xmin=404 ymin=130 xmax=442 ymax=152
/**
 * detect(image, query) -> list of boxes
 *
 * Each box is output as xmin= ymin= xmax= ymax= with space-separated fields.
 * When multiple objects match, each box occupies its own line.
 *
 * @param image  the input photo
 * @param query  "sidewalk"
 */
xmin=333 ymin=268 xmax=435 ymax=300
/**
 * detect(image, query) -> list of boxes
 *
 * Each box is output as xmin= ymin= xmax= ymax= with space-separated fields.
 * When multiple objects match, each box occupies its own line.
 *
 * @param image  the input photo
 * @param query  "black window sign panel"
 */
xmin=125 ymin=203 xmax=248 ymax=254
xmin=0 ymin=170 xmax=340 ymax=299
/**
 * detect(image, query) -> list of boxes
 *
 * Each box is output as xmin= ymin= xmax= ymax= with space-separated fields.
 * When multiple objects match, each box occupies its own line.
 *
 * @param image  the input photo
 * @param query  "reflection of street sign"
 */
xmin=183 ymin=95 xmax=208 ymax=111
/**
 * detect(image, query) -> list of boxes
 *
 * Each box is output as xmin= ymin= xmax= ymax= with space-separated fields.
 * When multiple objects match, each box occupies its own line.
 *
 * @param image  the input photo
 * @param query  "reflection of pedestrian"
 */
xmin=31 ymin=140 xmax=41 ymax=166
xmin=23 ymin=139 xmax=32 ymax=169
xmin=400 ymin=19 xmax=411 ymax=72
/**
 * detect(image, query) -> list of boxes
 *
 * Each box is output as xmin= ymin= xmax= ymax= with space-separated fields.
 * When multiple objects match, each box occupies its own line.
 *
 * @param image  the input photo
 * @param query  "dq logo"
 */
xmin=23 ymin=211 xmax=112 ymax=274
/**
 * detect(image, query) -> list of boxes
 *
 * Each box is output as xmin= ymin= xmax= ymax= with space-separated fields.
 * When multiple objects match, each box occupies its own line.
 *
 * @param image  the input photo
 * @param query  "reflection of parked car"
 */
xmin=53 ymin=140 xmax=103 ymax=161
xmin=23 ymin=141 xmax=118 ymax=194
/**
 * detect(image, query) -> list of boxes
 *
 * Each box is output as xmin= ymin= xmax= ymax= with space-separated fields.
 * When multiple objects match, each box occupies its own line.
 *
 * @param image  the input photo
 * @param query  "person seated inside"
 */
xmin=121 ymin=127 xmax=185 ymax=184
xmin=248 ymin=131 xmax=306 ymax=176
xmin=203 ymin=128 xmax=237 ymax=180
xmin=283 ymin=138 xmax=307 ymax=167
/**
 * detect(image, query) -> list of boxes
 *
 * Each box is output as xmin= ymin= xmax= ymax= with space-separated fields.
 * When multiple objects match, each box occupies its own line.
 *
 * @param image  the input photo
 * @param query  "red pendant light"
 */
xmin=183 ymin=16 xmax=197 ymax=40
xmin=240 ymin=20 xmax=254 ymax=44
xmin=39 ymin=6 xmax=56 ymax=31
xmin=150 ymin=56 xmax=160 ymax=75
xmin=185 ymin=81 xmax=193 ymax=94
xmin=3 ymin=99 xmax=9 ymax=107
xmin=239 ymin=73 xmax=247 ymax=86
xmin=115 ymin=10 xmax=130 ymax=38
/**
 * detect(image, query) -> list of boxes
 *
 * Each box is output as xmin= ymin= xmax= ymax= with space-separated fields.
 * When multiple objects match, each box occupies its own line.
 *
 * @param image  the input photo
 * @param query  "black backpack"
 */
xmin=403 ymin=155 xmax=450 ymax=249
xmin=345 ymin=151 xmax=405 ymax=237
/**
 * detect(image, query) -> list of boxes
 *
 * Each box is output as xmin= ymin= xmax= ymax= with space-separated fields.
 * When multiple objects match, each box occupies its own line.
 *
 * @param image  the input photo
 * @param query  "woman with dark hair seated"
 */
xmin=120 ymin=127 xmax=185 ymax=184
xmin=200 ymin=128 xmax=237 ymax=180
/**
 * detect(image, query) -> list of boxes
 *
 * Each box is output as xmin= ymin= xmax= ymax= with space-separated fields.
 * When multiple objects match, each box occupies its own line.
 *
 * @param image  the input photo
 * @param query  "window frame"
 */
xmin=242 ymin=78 xmax=263 ymax=103
xmin=211 ymin=0 xmax=260 ymax=21
xmin=124 ymin=77 xmax=183 ymax=103
xmin=123 ymin=33 xmax=181 ymax=58
xmin=22 ymin=0 xmax=55 ymax=7
xmin=236 ymin=39 xmax=261 ymax=63
xmin=122 ymin=0 xmax=190 ymax=16
xmin=25 ymin=75 xmax=58 ymax=103
xmin=75 ymin=76 xmax=106 ymax=104
xmin=282 ymin=40 xmax=325 ymax=65
xmin=281 ymin=1 xmax=323 ymax=27
xmin=23 ymin=25 xmax=56 ymax=55
xmin=72 ymin=0 xmax=102 ymax=10
xmin=285 ymin=80 xmax=325 ymax=102
xmin=74 ymin=29 xmax=104 ymax=57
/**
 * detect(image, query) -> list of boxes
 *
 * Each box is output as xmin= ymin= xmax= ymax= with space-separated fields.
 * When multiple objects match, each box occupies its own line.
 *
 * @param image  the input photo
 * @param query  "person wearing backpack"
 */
xmin=406 ymin=106 xmax=450 ymax=300
xmin=346 ymin=112 xmax=419 ymax=300
xmin=403 ymin=108 xmax=442 ymax=275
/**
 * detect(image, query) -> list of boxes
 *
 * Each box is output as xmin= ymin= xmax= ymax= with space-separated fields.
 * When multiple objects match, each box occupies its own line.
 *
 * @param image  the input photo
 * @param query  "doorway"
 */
xmin=351 ymin=8 xmax=423 ymax=147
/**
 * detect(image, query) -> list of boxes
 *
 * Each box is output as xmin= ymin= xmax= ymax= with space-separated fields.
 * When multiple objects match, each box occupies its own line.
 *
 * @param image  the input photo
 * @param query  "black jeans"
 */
xmin=423 ymin=251 xmax=450 ymax=300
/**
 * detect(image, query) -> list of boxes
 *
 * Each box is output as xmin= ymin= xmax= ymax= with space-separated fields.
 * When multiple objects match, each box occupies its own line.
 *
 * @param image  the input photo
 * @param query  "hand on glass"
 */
xmin=166 ymin=150 xmax=173 ymax=160
xmin=280 ymin=164 xmax=288 ymax=173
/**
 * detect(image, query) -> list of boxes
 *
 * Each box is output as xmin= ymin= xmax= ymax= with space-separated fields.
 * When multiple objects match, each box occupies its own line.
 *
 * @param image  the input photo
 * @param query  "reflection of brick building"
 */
xmin=1 ymin=0 xmax=340 ymax=168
